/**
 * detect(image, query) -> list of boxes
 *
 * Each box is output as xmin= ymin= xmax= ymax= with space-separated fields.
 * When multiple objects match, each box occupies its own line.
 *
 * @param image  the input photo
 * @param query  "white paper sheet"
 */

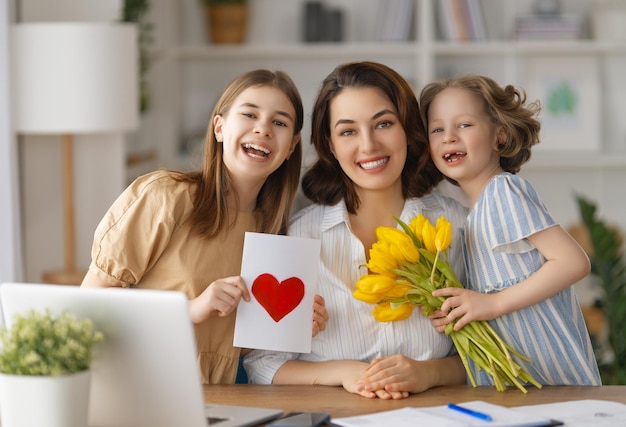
xmin=332 ymin=401 xmax=557 ymax=427
xmin=514 ymin=399 xmax=626 ymax=426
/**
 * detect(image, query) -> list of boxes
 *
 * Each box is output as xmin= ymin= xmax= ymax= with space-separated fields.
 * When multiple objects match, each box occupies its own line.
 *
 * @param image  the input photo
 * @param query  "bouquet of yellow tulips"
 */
xmin=354 ymin=214 xmax=542 ymax=393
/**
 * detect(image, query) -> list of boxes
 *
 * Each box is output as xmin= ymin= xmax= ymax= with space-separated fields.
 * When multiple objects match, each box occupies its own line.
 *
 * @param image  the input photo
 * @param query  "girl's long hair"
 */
xmin=174 ymin=69 xmax=303 ymax=237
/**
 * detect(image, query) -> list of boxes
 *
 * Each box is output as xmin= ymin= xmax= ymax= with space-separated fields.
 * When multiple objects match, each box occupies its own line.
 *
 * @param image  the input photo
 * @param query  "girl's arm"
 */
xmin=81 ymin=269 xmax=120 ymax=287
xmin=495 ymin=224 xmax=591 ymax=313
xmin=435 ymin=225 xmax=590 ymax=330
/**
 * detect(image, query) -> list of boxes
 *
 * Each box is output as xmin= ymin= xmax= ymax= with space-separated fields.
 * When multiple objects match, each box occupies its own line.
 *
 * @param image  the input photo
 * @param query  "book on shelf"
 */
xmin=377 ymin=0 xmax=414 ymax=42
xmin=437 ymin=0 xmax=488 ymax=42
xmin=515 ymin=14 xmax=583 ymax=40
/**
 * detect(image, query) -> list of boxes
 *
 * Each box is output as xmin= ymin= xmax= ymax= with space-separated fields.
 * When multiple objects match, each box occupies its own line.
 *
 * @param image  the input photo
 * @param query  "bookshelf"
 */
xmin=138 ymin=0 xmax=626 ymax=231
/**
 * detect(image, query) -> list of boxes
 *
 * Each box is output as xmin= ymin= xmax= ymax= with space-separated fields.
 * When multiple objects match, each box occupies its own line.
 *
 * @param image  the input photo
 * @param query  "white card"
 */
xmin=234 ymin=232 xmax=321 ymax=353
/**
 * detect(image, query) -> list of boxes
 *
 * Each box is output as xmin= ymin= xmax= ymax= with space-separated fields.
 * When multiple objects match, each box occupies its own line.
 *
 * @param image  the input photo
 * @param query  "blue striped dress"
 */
xmin=464 ymin=173 xmax=601 ymax=386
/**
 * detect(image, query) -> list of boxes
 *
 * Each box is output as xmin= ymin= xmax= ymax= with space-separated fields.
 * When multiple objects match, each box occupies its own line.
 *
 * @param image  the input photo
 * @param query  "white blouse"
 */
xmin=244 ymin=192 xmax=468 ymax=384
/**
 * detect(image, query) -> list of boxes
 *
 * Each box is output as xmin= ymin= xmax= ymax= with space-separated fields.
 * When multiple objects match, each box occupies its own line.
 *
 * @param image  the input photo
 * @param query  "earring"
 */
xmin=215 ymin=134 xmax=223 ymax=142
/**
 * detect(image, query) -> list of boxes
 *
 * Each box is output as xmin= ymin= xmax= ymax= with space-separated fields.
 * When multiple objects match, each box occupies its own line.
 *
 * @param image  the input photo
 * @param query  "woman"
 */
xmin=244 ymin=61 xmax=468 ymax=399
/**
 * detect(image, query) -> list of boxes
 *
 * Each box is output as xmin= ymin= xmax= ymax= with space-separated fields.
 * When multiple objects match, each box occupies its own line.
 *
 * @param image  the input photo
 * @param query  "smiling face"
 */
xmin=214 ymin=85 xmax=300 ymax=188
xmin=328 ymin=87 xmax=407 ymax=197
xmin=426 ymin=87 xmax=504 ymax=199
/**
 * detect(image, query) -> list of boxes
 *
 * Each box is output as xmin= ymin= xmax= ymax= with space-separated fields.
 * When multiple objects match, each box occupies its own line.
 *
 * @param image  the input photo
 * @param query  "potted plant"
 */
xmin=0 ymin=309 xmax=104 ymax=427
xmin=121 ymin=0 xmax=154 ymax=112
xmin=201 ymin=0 xmax=248 ymax=44
xmin=574 ymin=195 xmax=626 ymax=385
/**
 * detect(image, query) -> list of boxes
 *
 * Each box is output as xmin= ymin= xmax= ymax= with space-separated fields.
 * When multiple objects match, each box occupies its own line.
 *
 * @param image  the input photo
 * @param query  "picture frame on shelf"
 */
xmin=525 ymin=56 xmax=601 ymax=152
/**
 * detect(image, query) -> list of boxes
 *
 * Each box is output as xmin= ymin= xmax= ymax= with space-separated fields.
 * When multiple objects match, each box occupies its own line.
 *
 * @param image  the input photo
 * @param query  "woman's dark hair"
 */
xmin=302 ymin=61 xmax=441 ymax=213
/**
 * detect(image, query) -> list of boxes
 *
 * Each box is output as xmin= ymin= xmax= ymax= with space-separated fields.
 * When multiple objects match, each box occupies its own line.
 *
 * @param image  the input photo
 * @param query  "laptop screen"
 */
xmin=0 ymin=283 xmax=209 ymax=427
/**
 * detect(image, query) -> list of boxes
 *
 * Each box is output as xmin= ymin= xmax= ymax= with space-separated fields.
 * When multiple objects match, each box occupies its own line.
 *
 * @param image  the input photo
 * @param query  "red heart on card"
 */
xmin=251 ymin=273 xmax=305 ymax=322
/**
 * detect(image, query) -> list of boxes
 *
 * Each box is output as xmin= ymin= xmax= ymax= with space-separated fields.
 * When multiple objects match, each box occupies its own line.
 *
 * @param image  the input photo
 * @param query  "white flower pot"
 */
xmin=0 ymin=370 xmax=91 ymax=427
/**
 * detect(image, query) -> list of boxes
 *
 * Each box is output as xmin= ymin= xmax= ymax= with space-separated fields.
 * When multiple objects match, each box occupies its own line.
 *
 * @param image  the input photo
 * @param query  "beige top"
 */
xmin=88 ymin=170 xmax=258 ymax=384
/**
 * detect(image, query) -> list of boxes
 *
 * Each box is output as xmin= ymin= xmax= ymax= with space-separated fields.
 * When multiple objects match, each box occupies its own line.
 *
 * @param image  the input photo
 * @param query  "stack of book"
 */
xmin=377 ymin=0 xmax=414 ymax=42
xmin=515 ymin=14 xmax=583 ymax=40
xmin=437 ymin=0 xmax=488 ymax=42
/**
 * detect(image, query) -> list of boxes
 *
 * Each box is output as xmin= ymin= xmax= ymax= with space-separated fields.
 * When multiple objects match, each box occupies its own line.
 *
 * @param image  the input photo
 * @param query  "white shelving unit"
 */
xmin=139 ymin=0 xmax=626 ymax=231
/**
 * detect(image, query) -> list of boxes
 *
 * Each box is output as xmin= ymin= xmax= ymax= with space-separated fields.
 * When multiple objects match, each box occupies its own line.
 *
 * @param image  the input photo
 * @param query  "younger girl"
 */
xmin=82 ymin=69 xmax=327 ymax=384
xmin=419 ymin=75 xmax=601 ymax=386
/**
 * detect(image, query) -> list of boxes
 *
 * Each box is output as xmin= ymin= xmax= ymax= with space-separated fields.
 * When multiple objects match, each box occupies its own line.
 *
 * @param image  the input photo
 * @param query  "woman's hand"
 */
xmin=189 ymin=276 xmax=250 ymax=324
xmin=356 ymin=354 xmax=465 ymax=397
xmin=312 ymin=294 xmax=328 ymax=337
xmin=355 ymin=355 xmax=425 ymax=399
xmin=339 ymin=362 xmax=399 ymax=399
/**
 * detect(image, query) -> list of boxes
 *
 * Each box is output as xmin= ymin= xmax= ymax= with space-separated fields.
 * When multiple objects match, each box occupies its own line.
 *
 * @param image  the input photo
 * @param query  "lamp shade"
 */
xmin=11 ymin=22 xmax=139 ymax=134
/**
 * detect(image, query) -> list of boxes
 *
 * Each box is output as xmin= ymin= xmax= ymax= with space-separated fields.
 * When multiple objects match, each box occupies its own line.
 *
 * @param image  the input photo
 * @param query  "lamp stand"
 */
xmin=42 ymin=134 xmax=87 ymax=285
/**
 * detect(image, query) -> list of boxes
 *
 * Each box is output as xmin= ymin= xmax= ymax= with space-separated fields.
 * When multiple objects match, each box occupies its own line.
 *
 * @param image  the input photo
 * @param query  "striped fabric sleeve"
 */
xmin=486 ymin=174 xmax=556 ymax=251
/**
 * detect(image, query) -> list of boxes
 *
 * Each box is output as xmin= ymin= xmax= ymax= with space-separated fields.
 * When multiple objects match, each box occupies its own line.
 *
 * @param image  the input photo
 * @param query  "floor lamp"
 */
xmin=12 ymin=23 xmax=139 ymax=285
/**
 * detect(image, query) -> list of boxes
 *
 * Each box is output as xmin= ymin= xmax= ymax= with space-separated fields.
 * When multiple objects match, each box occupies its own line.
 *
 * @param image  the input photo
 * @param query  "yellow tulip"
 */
xmin=421 ymin=219 xmax=437 ymax=253
xmin=375 ymin=226 xmax=419 ymax=263
xmin=397 ymin=240 xmax=419 ymax=263
xmin=356 ymin=274 xmax=397 ymax=294
xmin=435 ymin=217 xmax=452 ymax=251
xmin=409 ymin=214 xmax=427 ymax=241
xmin=367 ymin=243 xmax=398 ymax=276
xmin=353 ymin=290 xmax=382 ymax=304
xmin=372 ymin=301 xmax=414 ymax=322
xmin=376 ymin=226 xmax=409 ymax=245
xmin=383 ymin=284 xmax=412 ymax=299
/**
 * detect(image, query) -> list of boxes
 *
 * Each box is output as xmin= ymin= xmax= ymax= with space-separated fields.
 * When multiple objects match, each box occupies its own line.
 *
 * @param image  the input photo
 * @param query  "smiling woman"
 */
xmin=79 ymin=69 xmax=328 ymax=386
xmin=244 ymin=61 xmax=469 ymax=400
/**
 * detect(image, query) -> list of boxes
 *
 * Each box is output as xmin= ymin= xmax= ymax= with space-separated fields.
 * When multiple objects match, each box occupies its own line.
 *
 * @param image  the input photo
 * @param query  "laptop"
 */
xmin=0 ymin=283 xmax=283 ymax=427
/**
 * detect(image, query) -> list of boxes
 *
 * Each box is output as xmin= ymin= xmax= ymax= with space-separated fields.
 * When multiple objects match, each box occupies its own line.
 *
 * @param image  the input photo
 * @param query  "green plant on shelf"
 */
xmin=121 ymin=0 xmax=154 ymax=113
xmin=576 ymin=194 xmax=626 ymax=385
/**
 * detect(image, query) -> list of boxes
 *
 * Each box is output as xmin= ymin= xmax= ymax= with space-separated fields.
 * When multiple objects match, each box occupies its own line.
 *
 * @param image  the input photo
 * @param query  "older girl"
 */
xmin=82 ymin=69 xmax=327 ymax=384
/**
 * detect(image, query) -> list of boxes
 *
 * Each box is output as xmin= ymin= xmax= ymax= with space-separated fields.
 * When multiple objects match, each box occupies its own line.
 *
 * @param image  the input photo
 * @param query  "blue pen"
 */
xmin=447 ymin=403 xmax=493 ymax=422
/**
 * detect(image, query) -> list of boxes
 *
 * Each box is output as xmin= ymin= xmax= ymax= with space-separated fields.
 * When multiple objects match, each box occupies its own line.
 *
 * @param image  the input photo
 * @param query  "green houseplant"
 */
xmin=575 ymin=194 xmax=626 ymax=385
xmin=0 ymin=309 xmax=103 ymax=375
xmin=0 ymin=309 xmax=104 ymax=427
xmin=121 ymin=0 xmax=154 ymax=112
xmin=200 ymin=0 xmax=248 ymax=43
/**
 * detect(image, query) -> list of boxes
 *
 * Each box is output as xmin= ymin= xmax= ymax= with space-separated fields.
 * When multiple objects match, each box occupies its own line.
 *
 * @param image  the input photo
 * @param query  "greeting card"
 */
xmin=234 ymin=232 xmax=321 ymax=353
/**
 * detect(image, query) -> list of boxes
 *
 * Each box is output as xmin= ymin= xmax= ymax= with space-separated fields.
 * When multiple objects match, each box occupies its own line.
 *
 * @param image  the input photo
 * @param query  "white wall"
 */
xmin=0 ymin=0 xmax=23 ymax=282
xmin=17 ymin=0 xmax=127 ymax=282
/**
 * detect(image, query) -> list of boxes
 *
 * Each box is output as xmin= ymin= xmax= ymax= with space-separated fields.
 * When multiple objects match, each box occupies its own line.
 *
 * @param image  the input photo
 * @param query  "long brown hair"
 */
xmin=302 ymin=61 xmax=441 ymax=214
xmin=174 ymin=69 xmax=303 ymax=237
xmin=419 ymin=74 xmax=541 ymax=174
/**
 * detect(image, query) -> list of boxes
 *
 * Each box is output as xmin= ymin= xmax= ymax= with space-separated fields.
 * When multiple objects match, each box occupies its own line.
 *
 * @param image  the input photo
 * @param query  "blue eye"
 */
xmin=431 ymin=128 xmax=443 ymax=133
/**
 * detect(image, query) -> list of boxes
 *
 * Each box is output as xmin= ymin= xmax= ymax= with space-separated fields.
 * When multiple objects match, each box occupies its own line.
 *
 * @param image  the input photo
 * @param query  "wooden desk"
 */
xmin=203 ymin=384 xmax=626 ymax=419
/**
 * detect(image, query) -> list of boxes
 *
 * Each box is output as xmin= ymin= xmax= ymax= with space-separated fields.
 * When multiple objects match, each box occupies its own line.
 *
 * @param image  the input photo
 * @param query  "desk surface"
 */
xmin=203 ymin=384 xmax=626 ymax=419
